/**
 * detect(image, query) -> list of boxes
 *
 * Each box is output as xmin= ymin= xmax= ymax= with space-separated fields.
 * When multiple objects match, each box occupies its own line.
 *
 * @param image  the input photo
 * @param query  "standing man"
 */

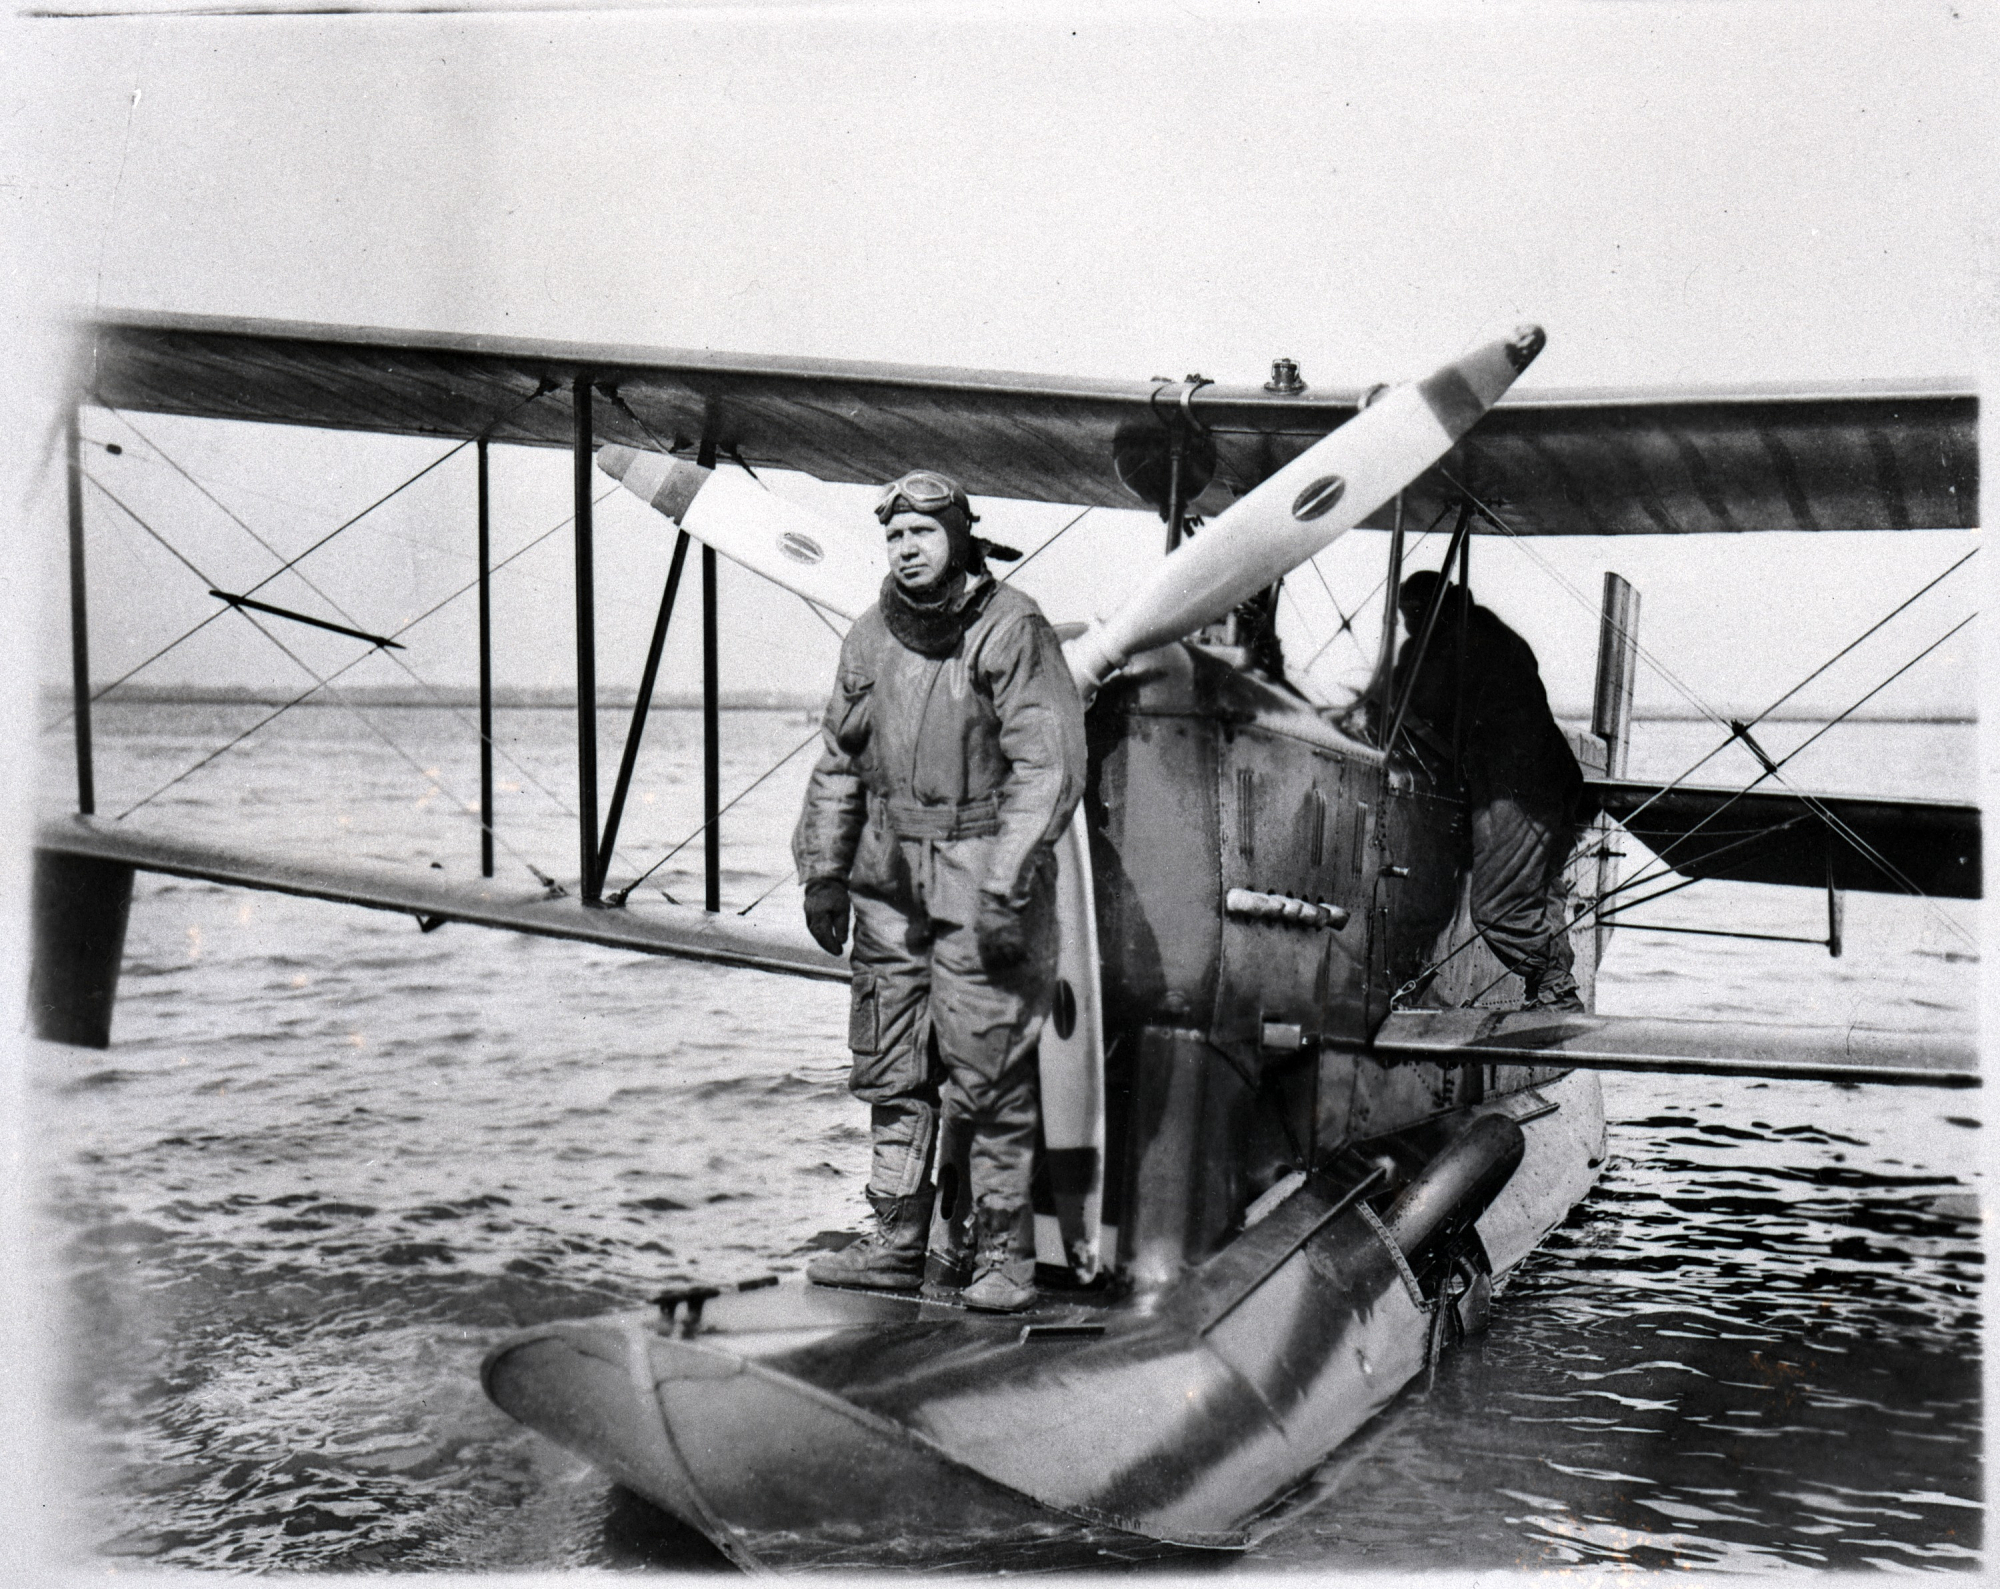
xmin=1391 ymin=570 xmax=1585 ymax=1012
xmin=793 ymin=470 xmax=1085 ymax=1312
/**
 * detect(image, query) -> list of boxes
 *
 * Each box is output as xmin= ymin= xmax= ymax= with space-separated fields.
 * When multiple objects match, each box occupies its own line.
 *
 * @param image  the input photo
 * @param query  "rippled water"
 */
xmin=26 ymin=706 xmax=1982 ymax=1572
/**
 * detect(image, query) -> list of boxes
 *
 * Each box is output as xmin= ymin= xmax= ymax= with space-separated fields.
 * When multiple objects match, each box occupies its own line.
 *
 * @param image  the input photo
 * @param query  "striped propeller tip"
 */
xmin=1507 ymin=324 xmax=1547 ymax=371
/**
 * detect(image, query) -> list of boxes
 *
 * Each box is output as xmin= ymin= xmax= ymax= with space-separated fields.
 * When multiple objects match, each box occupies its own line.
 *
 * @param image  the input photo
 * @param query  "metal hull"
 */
xmin=482 ymin=1071 xmax=1605 ymax=1567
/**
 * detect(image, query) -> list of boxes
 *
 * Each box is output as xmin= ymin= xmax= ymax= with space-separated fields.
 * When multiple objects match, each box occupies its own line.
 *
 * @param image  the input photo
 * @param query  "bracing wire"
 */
xmin=113 ymin=585 xmax=554 ymax=883
xmin=1442 ymin=473 xmax=1976 ymax=914
xmin=1385 ymin=500 xmax=1979 ymax=1002
xmin=1591 ymin=615 xmax=1977 ymax=932
xmin=1298 ymin=501 xmax=1454 ymax=679
xmin=114 ymin=486 xmax=620 ymax=843
xmin=1002 ymin=504 xmax=1094 ymax=582
xmin=65 ymin=385 xmax=550 ymax=710
xmin=1598 ymin=546 xmax=1979 ymax=843
xmin=1442 ymin=472 xmax=1734 ymax=730
xmin=606 ymin=728 xmax=822 ymax=904
xmin=79 ymin=408 xmax=583 ymax=818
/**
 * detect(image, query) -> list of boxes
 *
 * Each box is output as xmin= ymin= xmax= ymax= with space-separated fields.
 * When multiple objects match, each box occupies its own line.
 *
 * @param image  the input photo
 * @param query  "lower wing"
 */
xmin=1370 ymin=1007 xmax=1977 ymax=1089
xmin=1586 ymin=778 xmax=1981 ymax=899
xmin=35 ymin=816 xmax=846 ymax=982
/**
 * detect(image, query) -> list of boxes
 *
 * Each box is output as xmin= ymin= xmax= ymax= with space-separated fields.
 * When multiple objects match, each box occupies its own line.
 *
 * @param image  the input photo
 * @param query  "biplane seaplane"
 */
xmin=32 ymin=310 xmax=1979 ymax=1567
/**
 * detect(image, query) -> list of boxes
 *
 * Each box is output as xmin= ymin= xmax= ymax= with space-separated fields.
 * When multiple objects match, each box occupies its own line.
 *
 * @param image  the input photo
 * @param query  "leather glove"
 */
xmin=803 ymin=877 xmax=851 ymax=956
xmin=975 ymin=890 xmax=1030 ymax=972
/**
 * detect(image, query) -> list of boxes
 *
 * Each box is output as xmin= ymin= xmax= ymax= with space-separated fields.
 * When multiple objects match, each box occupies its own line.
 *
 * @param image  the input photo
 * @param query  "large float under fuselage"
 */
xmin=482 ymin=639 xmax=1611 ymax=1565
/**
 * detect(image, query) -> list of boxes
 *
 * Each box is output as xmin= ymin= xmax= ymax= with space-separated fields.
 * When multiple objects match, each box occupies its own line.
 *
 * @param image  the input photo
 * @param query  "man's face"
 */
xmin=885 ymin=511 xmax=955 ymax=595
xmin=1400 ymin=597 xmax=1425 ymax=637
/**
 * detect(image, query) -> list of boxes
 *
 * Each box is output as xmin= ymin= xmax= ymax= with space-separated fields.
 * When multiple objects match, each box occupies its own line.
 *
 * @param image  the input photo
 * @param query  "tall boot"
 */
xmin=960 ymin=1203 xmax=1036 ymax=1313
xmin=806 ymin=1187 xmax=933 ymax=1291
xmin=921 ymin=1114 xmax=976 ymax=1297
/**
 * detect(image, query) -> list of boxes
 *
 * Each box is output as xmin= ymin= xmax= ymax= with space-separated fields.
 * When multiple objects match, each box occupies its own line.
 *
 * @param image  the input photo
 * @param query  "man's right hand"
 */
xmin=803 ymin=877 xmax=851 ymax=956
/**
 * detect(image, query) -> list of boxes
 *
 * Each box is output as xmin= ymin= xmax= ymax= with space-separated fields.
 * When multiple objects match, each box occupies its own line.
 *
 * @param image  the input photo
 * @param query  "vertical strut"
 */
xmin=1592 ymin=572 xmax=1641 ymax=965
xmin=1451 ymin=529 xmax=1470 ymax=774
xmin=598 ymin=531 xmax=691 ymax=891
xmin=573 ymin=375 xmax=602 ymax=902
xmin=476 ymin=438 xmax=495 ymax=879
xmin=1384 ymin=501 xmax=1475 ymax=760
xmin=65 ymin=408 xmax=95 ymax=815
xmin=698 ymin=430 xmax=721 ymax=913
xmin=1164 ymin=429 xmax=1186 ymax=554
xmin=1375 ymin=494 xmax=1405 ymax=743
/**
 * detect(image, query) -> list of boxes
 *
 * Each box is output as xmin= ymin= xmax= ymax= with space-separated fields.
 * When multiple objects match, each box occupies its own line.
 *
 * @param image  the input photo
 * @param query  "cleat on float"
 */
xmin=805 ymin=1192 xmax=931 ymax=1291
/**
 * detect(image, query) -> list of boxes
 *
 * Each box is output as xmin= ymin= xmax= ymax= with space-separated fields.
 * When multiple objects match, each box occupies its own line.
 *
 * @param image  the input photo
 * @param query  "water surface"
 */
xmin=29 ymin=707 xmax=1981 ymax=1572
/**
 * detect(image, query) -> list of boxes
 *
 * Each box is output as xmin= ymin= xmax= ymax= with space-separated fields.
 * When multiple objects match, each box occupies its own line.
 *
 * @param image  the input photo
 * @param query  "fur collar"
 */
xmin=880 ymin=573 xmax=998 ymax=660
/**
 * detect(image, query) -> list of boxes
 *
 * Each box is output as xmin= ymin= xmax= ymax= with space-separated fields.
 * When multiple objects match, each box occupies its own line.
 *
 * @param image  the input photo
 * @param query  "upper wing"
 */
xmin=1588 ymin=779 xmax=1981 ymax=898
xmin=79 ymin=311 xmax=1977 ymax=532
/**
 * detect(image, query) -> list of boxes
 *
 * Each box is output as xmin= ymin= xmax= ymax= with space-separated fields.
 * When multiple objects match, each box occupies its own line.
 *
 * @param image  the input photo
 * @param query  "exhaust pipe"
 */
xmin=1381 ymin=1112 xmax=1526 ymax=1273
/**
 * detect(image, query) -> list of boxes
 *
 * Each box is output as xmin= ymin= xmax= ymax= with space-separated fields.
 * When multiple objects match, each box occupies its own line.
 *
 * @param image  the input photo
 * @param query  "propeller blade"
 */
xmin=1064 ymin=325 xmax=1546 ymax=694
xmin=597 ymin=446 xmax=883 ymax=622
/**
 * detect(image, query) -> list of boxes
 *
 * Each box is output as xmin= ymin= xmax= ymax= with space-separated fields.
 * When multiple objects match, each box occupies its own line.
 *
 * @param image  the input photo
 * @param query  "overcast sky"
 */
xmin=3 ymin=0 xmax=1990 ymax=750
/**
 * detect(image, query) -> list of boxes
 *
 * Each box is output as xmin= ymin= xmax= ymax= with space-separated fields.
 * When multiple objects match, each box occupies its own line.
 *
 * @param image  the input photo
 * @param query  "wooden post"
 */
xmin=66 ymin=409 xmax=95 ymax=815
xmin=477 ymin=437 xmax=495 ymax=879
xmin=573 ymin=376 xmax=601 ymax=902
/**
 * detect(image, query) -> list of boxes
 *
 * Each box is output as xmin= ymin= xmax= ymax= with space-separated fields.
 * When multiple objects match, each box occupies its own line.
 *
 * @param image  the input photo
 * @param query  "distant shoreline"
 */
xmin=42 ymin=683 xmax=1977 ymax=725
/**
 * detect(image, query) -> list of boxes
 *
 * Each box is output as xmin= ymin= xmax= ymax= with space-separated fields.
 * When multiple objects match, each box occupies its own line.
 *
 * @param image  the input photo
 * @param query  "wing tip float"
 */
xmin=1064 ymin=325 xmax=1546 ymax=696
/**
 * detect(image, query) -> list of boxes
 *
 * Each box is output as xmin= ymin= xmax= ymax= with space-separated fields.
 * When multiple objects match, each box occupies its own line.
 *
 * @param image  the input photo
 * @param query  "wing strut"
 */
xmin=698 ymin=423 xmax=723 ymax=915
xmin=572 ymin=374 xmax=603 ymax=903
xmin=598 ymin=531 xmax=693 ymax=891
xmin=64 ymin=406 xmax=95 ymax=816
xmin=477 ymin=438 xmax=495 ymax=878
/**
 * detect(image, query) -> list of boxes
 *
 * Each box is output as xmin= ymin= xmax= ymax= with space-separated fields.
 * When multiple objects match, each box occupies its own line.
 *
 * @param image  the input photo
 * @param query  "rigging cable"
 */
xmin=112 ymin=485 xmax=620 ymax=861
xmin=1443 ymin=610 xmax=1979 ymax=1006
xmin=1385 ymin=504 xmax=1978 ymax=1002
xmin=1001 ymin=504 xmax=1094 ymax=582
xmin=1587 ymin=614 xmax=1977 ymax=926
xmin=1599 ymin=546 xmax=1977 ymax=843
xmin=1440 ymin=474 xmax=1976 ymax=929
xmin=604 ymin=727 xmax=823 ymax=906
xmin=77 ymin=408 xmax=585 ymax=820
xmin=94 ymin=489 xmax=554 ymax=881
xmin=67 ymin=383 xmax=551 ymax=710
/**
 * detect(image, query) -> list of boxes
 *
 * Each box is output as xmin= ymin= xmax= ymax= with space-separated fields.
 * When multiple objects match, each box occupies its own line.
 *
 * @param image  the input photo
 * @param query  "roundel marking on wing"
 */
xmin=1292 ymin=476 xmax=1347 ymax=522
xmin=779 ymin=531 xmax=825 ymax=566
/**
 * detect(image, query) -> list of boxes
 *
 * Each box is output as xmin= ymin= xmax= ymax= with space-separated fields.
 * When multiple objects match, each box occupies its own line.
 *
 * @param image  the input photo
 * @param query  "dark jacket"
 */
xmin=1391 ymin=599 xmax=1581 ymax=811
xmin=793 ymin=577 xmax=1085 ymax=925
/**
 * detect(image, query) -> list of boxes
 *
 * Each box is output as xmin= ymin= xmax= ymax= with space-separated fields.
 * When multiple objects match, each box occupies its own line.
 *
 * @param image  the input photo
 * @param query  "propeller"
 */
xmin=596 ymin=446 xmax=882 ymax=622
xmin=1062 ymin=325 xmax=1546 ymax=695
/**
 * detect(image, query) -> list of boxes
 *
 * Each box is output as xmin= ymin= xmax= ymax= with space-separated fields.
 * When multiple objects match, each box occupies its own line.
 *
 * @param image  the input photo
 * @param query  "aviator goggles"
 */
xmin=874 ymin=471 xmax=979 ymax=527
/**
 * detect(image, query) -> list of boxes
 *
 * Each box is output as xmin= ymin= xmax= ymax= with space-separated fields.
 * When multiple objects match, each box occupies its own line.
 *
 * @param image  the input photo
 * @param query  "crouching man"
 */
xmin=793 ymin=471 xmax=1085 ymax=1312
xmin=1392 ymin=570 xmax=1585 ymax=1012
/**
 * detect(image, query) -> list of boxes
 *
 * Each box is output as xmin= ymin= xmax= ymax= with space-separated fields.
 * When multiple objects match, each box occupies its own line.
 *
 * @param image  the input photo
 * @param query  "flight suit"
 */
xmin=794 ymin=576 xmax=1085 ymax=1221
xmin=1394 ymin=598 xmax=1583 ymax=1004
